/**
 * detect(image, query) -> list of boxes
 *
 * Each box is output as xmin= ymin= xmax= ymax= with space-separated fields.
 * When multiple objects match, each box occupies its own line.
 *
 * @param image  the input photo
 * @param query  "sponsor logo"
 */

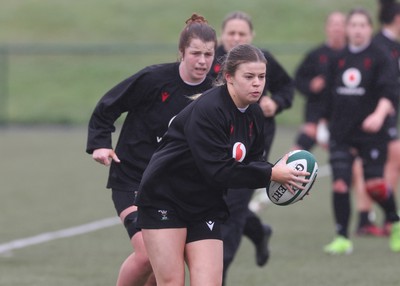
xmin=337 ymin=68 xmax=365 ymax=96
xmin=232 ymin=142 xmax=246 ymax=162
xmin=342 ymin=68 xmax=361 ymax=88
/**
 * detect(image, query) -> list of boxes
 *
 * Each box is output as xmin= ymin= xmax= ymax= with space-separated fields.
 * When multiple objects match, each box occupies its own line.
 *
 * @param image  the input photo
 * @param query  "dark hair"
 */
xmin=378 ymin=0 xmax=400 ymax=24
xmin=220 ymin=44 xmax=267 ymax=84
xmin=221 ymin=11 xmax=253 ymax=32
xmin=347 ymin=8 xmax=373 ymax=26
xmin=178 ymin=13 xmax=217 ymax=57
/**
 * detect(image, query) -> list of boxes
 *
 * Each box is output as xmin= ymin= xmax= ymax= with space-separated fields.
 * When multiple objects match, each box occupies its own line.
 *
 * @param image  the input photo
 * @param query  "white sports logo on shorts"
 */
xmin=206 ymin=221 xmax=215 ymax=231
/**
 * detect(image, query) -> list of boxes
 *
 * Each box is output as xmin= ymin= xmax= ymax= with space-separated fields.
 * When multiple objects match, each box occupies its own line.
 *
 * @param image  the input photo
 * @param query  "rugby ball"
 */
xmin=267 ymin=150 xmax=318 ymax=206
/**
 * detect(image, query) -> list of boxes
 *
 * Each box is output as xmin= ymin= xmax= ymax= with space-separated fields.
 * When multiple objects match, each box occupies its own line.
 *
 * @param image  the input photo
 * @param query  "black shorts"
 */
xmin=137 ymin=206 xmax=223 ymax=243
xmin=111 ymin=188 xmax=138 ymax=216
xmin=329 ymin=134 xmax=388 ymax=184
xmin=385 ymin=115 xmax=399 ymax=141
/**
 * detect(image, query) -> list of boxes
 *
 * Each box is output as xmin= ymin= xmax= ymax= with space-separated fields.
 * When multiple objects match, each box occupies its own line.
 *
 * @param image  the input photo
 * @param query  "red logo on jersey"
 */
xmin=232 ymin=142 xmax=246 ymax=162
xmin=214 ymin=64 xmax=221 ymax=74
xmin=230 ymin=124 xmax=234 ymax=135
xmin=161 ymin=91 xmax=170 ymax=102
xmin=364 ymin=58 xmax=372 ymax=70
xmin=319 ymin=54 xmax=328 ymax=64
xmin=249 ymin=121 xmax=254 ymax=137
xmin=338 ymin=59 xmax=345 ymax=68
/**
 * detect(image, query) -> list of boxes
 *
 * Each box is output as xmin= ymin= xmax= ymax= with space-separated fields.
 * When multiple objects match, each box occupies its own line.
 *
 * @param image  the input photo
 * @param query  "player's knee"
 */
xmin=333 ymin=179 xmax=348 ymax=193
xmin=366 ymin=179 xmax=391 ymax=203
xmin=124 ymin=211 xmax=140 ymax=239
xmin=295 ymin=132 xmax=315 ymax=151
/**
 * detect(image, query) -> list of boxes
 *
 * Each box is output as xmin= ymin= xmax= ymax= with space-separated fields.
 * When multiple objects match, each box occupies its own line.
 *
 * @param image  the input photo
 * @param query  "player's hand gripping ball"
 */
xmin=267 ymin=150 xmax=318 ymax=206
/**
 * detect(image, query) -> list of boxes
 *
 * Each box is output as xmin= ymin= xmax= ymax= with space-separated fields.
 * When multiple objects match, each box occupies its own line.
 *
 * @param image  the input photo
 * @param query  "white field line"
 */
xmin=0 ymin=165 xmax=331 ymax=255
xmin=0 ymin=217 xmax=120 ymax=255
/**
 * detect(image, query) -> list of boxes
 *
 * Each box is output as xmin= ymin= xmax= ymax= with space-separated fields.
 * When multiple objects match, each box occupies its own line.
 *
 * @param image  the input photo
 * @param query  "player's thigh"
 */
xmin=185 ymin=239 xmax=223 ymax=286
xmin=142 ymin=228 xmax=187 ymax=284
xmin=387 ymin=139 xmax=400 ymax=167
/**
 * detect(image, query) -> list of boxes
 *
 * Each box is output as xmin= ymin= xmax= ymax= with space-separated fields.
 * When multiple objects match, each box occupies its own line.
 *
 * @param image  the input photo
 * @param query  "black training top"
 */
xmin=373 ymin=31 xmax=400 ymax=115
xmin=324 ymin=42 xmax=398 ymax=142
xmin=86 ymin=62 xmax=213 ymax=190
xmin=135 ymin=85 xmax=273 ymax=222
xmin=295 ymin=43 xmax=342 ymax=103
xmin=210 ymin=45 xmax=294 ymax=114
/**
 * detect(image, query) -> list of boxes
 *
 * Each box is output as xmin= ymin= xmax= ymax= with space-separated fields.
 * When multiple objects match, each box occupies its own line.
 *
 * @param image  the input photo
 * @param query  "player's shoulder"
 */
xmin=136 ymin=62 xmax=179 ymax=83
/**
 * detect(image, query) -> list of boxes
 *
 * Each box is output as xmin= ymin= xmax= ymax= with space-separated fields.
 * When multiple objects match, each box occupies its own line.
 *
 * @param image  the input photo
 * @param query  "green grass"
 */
xmin=0 ymin=0 xmax=378 ymax=124
xmin=1 ymin=127 xmax=399 ymax=286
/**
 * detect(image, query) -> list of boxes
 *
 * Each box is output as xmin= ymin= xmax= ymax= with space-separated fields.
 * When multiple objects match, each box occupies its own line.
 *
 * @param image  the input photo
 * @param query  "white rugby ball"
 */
xmin=267 ymin=150 xmax=318 ymax=206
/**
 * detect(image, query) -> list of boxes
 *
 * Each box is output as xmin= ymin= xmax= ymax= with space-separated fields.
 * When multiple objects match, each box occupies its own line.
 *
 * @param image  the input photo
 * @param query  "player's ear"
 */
xmin=225 ymin=73 xmax=233 ymax=84
xmin=179 ymin=50 xmax=184 ymax=61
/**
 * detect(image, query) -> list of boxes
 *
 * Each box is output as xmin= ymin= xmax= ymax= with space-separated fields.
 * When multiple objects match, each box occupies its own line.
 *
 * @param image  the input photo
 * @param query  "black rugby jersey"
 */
xmin=210 ymin=45 xmax=294 ymax=113
xmin=135 ymin=85 xmax=272 ymax=222
xmin=86 ymin=62 xmax=213 ymax=189
xmin=295 ymin=43 xmax=342 ymax=103
xmin=324 ymin=42 xmax=398 ymax=141
xmin=373 ymin=30 xmax=400 ymax=114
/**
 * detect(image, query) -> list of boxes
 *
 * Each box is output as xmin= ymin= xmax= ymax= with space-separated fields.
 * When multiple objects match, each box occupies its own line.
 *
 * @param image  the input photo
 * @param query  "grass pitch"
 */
xmin=1 ymin=127 xmax=398 ymax=286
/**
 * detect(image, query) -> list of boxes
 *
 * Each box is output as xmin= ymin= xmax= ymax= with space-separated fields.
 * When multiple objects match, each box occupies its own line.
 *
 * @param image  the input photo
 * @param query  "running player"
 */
xmin=135 ymin=44 xmax=310 ymax=286
xmin=86 ymin=14 xmax=217 ymax=286
xmin=323 ymin=8 xmax=400 ymax=254
xmin=209 ymin=11 xmax=294 ymax=282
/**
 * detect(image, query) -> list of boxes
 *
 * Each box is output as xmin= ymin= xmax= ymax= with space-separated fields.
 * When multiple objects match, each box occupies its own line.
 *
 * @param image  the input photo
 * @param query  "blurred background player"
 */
xmin=376 ymin=0 xmax=400 ymax=235
xmin=86 ymin=14 xmax=217 ymax=286
xmin=322 ymin=8 xmax=400 ymax=254
xmin=292 ymin=11 xmax=346 ymax=151
xmin=354 ymin=0 xmax=400 ymax=237
xmin=292 ymin=11 xmax=385 ymax=237
xmin=209 ymin=11 xmax=294 ymax=284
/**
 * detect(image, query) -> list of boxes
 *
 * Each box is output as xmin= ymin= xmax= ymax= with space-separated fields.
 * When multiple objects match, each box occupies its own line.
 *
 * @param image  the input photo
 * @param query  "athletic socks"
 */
xmin=295 ymin=132 xmax=315 ymax=151
xmin=333 ymin=192 xmax=351 ymax=238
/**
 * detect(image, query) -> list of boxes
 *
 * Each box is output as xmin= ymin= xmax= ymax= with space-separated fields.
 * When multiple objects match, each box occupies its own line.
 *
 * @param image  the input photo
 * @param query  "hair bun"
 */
xmin=185 ymin=13 xmax=207 ymax=25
